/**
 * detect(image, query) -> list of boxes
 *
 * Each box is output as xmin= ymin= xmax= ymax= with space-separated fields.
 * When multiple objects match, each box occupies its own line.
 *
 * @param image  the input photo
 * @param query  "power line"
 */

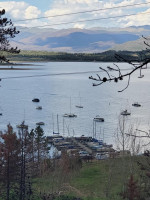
xmin=13 ymin=1 xmax=150 ymax=23
xmin=0 ymin=70 xmax=102 ymax=80
xmin=0 ymin=68 xmax=135 ymax=80
xmin=19 ymin=11 xmax=150 ymax=29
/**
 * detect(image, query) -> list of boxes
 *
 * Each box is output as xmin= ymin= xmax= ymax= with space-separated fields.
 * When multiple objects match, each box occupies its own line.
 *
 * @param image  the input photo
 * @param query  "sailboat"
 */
xmin=52 ymin=114 xmax=60 ymax=135
xmin=63 ymin=97 xmax=77 ymax=118
xmin=120 ymin=109 xmax=131 ymax=116
xmin=63 ymin=113 xmax=77 ymax=117
xmin=0 ymin=106 xmax=3 ymax=116
xmin=75 ymin=94 xmax=83 ymax=108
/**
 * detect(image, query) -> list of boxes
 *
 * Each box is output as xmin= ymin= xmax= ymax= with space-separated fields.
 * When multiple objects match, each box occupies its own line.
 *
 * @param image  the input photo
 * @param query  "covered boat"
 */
xmin=32 ymin=98 xmax=40 ymax=102
xmin=63 ymin=113 xmax=77 ymax=118
xmin=93 ymin=115 xmax=104 ymax=122
xmin=132 ymin=102 xmax=141 ymax=107
xmin=36 ymin=122 xmax=45 ymax=125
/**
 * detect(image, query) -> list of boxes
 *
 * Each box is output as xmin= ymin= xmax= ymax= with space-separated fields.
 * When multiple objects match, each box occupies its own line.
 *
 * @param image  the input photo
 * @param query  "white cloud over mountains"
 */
xmin=0 ymin=1 xmax=41 ymax=19
xmin=0 ymin=0 xmax=150 ymax=28
xmin=120 ymin=8 xmax=150 ymax=27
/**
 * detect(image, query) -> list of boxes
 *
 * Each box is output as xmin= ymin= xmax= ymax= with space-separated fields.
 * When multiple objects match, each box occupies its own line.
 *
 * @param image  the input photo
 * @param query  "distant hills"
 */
xmin=10 ymin=25 xmax=150 ymax=53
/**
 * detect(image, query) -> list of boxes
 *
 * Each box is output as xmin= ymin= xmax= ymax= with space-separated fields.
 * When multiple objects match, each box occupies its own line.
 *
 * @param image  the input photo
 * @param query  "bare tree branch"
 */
xmin=142 ymin=142 xmax=150 ymax=147
xmin=136 ymin=129 xmax=150 ymax=137
xmin=115 ymin=53 xmax=138 ymax=68
xmin=90 ymin=36 xmax=150 ymax=92
xmin=118 ymin=75 xmax=130 ymax=92
xmin=142 ymin=35 xmax=150 ymax=40
xmin=126 ymin=133 xmax=149 ymax=138
xmin=89 ymin=58 xmax=150 ymax=91
xmin=99 ymin=67 xmax=111 ymax=79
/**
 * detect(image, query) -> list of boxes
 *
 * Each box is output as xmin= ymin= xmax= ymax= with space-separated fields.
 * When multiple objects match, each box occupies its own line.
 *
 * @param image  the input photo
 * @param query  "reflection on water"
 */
xmin=0 ymin=62 xmax=150 ymax=146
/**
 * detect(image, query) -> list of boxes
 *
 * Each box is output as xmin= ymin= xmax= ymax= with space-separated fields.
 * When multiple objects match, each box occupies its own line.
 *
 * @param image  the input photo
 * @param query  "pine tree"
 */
xmin=0 ymin=9 xmax=20 ymax=63
xmin=34 ymin=125 xmax=47 ymax=164
xmin=0 ymin=124 xmax=20 ymax=200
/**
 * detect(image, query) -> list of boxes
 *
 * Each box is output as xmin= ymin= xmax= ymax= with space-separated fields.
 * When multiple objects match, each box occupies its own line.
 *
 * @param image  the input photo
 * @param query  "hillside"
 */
xmin=5 ymin=50 xmax=150 ymax=63
xmin=10 ymin=25 xmax=150 ymax=53
xmin=110 ymin=37 xmax=147 ymax=51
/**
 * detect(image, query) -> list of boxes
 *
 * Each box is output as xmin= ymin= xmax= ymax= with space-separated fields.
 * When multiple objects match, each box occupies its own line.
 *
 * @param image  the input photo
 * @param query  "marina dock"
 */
xmin=47 ymin=135 xmax=115 ymax=159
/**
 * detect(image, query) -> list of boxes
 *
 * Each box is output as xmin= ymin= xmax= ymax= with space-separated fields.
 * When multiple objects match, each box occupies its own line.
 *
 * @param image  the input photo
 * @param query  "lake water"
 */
xmin=0 ymin=62 xmax=150 ymax=146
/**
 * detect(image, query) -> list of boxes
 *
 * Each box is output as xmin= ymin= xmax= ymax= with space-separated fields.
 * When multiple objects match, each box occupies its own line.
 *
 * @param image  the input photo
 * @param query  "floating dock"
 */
xmin=47 ymin=135 xmax=115 ymax=159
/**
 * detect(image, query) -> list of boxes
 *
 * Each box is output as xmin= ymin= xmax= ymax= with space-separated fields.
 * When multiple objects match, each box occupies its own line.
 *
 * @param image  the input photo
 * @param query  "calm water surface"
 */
xmin=0 ymin=62 xmax=150 ymax=145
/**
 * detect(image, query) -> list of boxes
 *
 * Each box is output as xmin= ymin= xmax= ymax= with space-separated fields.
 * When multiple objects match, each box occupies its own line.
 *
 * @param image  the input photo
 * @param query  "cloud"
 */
xmin=1 ymin=0 xmax=150 ymax=28
xmin=120 ymin=8 xmax=150 ymax=27
xmin=0 ymin=1 xmax=41 ymax=24
xmin=24 ymin=6 xmax=41 ymax=19
xmin=73 ymin=23 xmax=86 ymax=29
xmin=43 ymin=0 xmax=150 ymax=28
xmin=44 ymin=0 xmax=104 ymax=28
xmin=0 ymin=1 xmax=27 ymax=12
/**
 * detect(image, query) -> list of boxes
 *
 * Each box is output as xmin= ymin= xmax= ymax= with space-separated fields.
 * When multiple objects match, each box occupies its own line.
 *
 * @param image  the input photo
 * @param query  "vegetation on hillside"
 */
xmin=0 ymin=122 xmax=150 ymax=200
xmin=3 ymin=50 xmax=150 ymax=63
xmin=1 ymin=8 xmax=150 ymax=200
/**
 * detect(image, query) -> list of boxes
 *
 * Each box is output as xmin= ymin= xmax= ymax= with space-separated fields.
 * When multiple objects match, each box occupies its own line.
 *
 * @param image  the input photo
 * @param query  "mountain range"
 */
xmin=11 ymin=25 xmax=150 ymax=53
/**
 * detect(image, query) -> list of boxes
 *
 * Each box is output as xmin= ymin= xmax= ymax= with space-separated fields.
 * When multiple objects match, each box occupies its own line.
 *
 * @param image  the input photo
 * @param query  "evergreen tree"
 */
xmin=34 ymin=125 xmax=48 ymax=164
xmin=0 ymin=124 xmax=20 ymax=200
xmin=0 ymin=9 xmax=20 ymax=63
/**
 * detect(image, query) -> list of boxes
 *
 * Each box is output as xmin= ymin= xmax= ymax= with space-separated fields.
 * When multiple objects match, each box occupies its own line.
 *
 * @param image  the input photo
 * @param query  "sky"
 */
xmin=0 ymin=0 xmax=150 ymax=29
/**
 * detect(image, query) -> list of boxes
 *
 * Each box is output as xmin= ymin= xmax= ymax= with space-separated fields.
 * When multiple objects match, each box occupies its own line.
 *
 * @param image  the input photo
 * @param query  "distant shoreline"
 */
xmin=0 ymin=62 xmax=41 ymax=70
xmin=0 ymin=62 xmax=35 ymax=66
xmin=0 ymin=67 xmax=33 ymax=70
xmin=3 ymin=49 xmax=143 ymax=63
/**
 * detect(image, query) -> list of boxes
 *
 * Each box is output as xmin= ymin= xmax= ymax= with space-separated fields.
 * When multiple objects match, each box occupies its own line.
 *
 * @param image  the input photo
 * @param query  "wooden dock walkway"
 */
xmin=70 ymin=137 xmax=93 ymax=154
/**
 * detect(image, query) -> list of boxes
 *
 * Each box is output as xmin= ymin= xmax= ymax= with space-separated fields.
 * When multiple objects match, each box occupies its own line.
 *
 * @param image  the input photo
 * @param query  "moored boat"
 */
xmin=121 ymin=110 xmax=131 ymax=116
xmin=52 ymin=114 xmax=61 ymax=135
xmin=75 ymin=105 xmax=83 ymax=108
xmin=36 ymin=122 xmax=45 ymax=125
xmin=93 ymin=115 xmax=104 ymax=122
xmin=75 ymin=94 xmax=83 ymax=108
xmin=36 ymin=106 xmax=42 ymax=110
xmin=132 ymin=102 xmax=141 ymax=107
xmin=16 ymin=124 xmax=28 ymax=129
xmin=63 ymin=97 xmax=77 ymax=118
xmin=32 ymin=98 xmax=40 ymax=102
xmin=63 ymin=113 xmax=77 ymax=118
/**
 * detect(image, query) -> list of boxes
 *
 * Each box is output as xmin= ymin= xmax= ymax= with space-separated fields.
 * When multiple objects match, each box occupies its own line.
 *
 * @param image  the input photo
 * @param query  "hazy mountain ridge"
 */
xmin=11 ymin=26 xmax=150 ymax=53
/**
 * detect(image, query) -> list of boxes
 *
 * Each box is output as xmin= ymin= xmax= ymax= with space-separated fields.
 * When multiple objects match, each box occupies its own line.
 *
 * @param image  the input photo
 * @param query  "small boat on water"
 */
xmin=63 ymin=97 xmax=77 ymax=118
xmin=16 ymin=124 xmax=28 ymax=129
xmin=63 ymin=113 xmax=77 ymax=118
xmin=121 ymin=110 xmax=131 ymax=116
xmin=52 ymin=114 xmax=61 ymax=135
xmin=132 ymin=102 xmax=141 ymax=107
xmin=75 ymin=105 xmax=83 ymax=108
xmin=75 ymin=94 xmax=83 ymax=108
xmin=36 ymin=106 xmax=42 ymax=110
xmin=32 ymin=98 xmax=40 ymax=102
xmin=93 ymin=116 xmax=104 ymax=122
xmin=0 ymin=113 xmax=2 ymax=116
xmin=36 ymin=122 xmax=45 ymax=126
xmin=53 ymin=132 xmax=60 ymax=135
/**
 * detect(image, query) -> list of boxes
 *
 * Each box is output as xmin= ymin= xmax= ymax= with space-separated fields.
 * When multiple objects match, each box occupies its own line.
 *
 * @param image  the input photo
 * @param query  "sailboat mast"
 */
xmin=57 ymin=114 xmax=59 ymax=134
xmin=52 ymin=113 xmax=54 ymax=133
xmin=70 ymin=97 xmax=72 ymax=114
xmin=79 ymin=92 xmax=81 ymax=106
xmin=63 ymin=117 xmax=65 ymax=136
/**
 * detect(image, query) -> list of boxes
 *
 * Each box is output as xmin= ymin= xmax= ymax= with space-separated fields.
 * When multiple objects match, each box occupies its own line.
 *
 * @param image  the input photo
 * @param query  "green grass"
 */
xmin=33 ymin=157 xmax=142 ymax=200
